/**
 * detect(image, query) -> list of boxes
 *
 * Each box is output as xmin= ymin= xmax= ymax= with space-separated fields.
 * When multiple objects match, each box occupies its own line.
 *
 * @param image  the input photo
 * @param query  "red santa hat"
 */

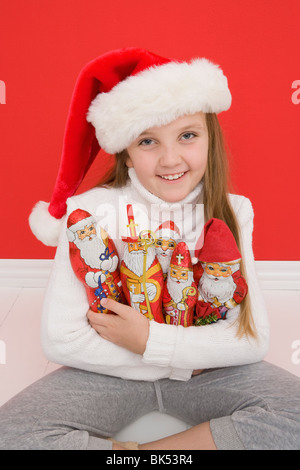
xmin=193 ymin=218 xmax=242 ymax=264
xmin=66 ymin=209 xmax=95 ymax=242
xmin=170 ymin=242 xmax=193 ymax=270
xmin=28 ymin=47 xmax=232 ymax=246
xmin=155 ymin=220 xmax=181 ymax=240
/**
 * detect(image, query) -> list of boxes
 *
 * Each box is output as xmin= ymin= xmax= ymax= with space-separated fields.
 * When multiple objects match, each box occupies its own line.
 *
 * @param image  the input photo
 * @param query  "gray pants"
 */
xmin=0 ymin=361 xmax=300 ymax=450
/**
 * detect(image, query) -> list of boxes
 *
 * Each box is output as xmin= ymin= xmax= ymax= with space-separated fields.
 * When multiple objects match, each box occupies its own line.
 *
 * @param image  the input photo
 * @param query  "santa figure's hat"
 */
xmin=155 ymin=220 xmax=181 ymax=241
xmin=66 ymin=209 xmax=95 ymax=242
xmin=170 ymin=242 xmax=193 ymax=270
xmin=192 ymin=218 xmax=242 ymax=265
xmin=29 ymin=47 xmax=232 ymax=246
xmin=121 ymin=204 xmax=140 ymax=243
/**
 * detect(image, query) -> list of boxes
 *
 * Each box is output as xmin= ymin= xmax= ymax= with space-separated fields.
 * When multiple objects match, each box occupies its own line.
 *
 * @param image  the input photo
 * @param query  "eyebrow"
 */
xmin=139 ymin=122 xmax=205 ymax=137
xmin=178 ymin=123 xmax=205 ymax=132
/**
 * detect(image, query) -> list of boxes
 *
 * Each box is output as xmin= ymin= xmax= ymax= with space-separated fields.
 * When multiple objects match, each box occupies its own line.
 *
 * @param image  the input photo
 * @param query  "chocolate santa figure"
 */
xmin=155 ymin=221 xmax=181 ymax=280
xmin=162 ymin=242 xmax=197 ymax=327
xmin=67 ymin=209 xmax=123 ymax=313
xmin=120 ymin=205 xmax=164 ymax=323
xmin=193 ymin=218 xmax=248 ymax=325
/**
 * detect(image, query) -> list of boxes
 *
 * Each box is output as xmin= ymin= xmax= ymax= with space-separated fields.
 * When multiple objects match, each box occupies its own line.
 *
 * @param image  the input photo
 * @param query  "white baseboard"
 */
xmin=255 ymin=261 xmax=300 ymax=290
xmin=0 ymin=259 xmax=53 ymax=288
xmin=0 ymin=259 xmax=299 ymax=290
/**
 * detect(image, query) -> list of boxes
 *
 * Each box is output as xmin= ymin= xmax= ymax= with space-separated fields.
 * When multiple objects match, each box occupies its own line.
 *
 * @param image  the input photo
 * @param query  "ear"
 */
xmin=125 ymin=154 xmax=133 ymax=168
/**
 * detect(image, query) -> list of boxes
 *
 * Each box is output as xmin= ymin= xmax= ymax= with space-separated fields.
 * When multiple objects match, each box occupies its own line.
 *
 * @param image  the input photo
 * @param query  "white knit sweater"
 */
xmin=41 ymin=169 xmax=269 ymax=381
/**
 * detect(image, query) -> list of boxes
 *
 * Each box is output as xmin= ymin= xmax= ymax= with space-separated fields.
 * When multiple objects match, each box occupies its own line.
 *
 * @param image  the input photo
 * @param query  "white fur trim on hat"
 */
xmin=157 ymin=229 xmax=180 ymax=240
xmin=87 ymin=58 xmax=231 ymax=154
xmin=68 ymin=215 xmax=95 ymax=233
xmin=28 ymin=201 xmax=64 ymax=247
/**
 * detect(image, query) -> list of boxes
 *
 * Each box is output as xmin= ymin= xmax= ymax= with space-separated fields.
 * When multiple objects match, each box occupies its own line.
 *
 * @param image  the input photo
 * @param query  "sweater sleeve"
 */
xmin=143 ymin=196 xmax=270 ymax=372
xmin=41 ymin=195 xmax=190 ymax=381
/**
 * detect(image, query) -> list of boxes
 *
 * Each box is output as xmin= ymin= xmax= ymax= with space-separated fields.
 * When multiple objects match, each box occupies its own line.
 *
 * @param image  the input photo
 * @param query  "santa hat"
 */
xmin=66 ymin=209 xmax=95 ymax=242
xmin=155 ymin=220 xmax=181 ymax=240
xmin=170 ymin=242 xmax=193 ymax=270
xmin=29 ymin=47 xmax=232 ymax=246
xmin=193 ymin=218 xmax=242 ymax=264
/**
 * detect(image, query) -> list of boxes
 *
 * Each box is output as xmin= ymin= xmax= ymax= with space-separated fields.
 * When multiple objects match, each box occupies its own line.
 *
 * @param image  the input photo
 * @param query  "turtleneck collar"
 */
xmin=118 ymin=168 xmax=204 ymax=251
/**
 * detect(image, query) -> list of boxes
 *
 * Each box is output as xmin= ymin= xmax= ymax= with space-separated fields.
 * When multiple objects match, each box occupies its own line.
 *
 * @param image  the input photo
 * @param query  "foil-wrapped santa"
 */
xmin=66 ymin=209 xmax=123 ymax=313
xmin=162 ymin=241 xmax=198 ymax=327
xmin=193 ymin=218 xmax=248 ymax=325
xmin=120 ymin=204 xmax=165 ymax=323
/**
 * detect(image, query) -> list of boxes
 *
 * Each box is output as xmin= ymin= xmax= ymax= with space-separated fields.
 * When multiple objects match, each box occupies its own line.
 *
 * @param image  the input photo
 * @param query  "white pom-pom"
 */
xmin=191 ymin=257 xmax=199 ymax=265
xmin=29 ymin=201 xmax=64 ymax=246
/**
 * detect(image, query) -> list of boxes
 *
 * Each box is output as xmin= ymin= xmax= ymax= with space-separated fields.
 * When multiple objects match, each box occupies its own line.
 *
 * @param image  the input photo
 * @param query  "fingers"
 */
xmin=87 ymin=300 xmax=149 ymax=353
xmin=87 ymin=308 xmax=109 ymax=326
xmin=87 ymin=299 xmax=132 ymax=327
xmin=100 ymin=298 xmax=133 ymax=318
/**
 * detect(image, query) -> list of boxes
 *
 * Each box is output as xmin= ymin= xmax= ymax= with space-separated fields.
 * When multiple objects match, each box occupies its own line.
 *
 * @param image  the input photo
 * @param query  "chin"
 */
xmin=162 ymin=191 xmax=188 ymax=203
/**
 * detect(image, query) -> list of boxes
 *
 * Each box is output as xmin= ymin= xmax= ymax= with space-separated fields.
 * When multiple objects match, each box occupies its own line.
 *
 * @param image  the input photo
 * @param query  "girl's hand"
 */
xmin=87 ymin=298 xmax=150 ymax=355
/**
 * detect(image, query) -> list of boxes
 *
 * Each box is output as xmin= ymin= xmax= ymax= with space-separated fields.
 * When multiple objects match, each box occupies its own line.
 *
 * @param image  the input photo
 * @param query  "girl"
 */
xmin=1 ymin=48 xmax=300 ymax=450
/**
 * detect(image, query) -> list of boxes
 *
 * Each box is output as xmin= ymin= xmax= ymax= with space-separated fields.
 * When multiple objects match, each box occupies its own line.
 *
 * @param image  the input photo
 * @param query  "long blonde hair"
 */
xmin=204 ymin=114 xmax=256 ymax=339
xmin=98 ymin=113 xmax=256 ymax=339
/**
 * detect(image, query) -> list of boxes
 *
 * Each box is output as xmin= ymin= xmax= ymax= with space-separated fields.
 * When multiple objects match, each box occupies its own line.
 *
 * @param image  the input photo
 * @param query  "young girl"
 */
xmin=1 ymin=48 xmax=300 ymax=450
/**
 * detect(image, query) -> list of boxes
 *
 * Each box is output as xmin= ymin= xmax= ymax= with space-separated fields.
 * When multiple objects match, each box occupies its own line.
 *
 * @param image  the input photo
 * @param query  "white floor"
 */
xmin=1 ymin=286 xmax=300 ymax=443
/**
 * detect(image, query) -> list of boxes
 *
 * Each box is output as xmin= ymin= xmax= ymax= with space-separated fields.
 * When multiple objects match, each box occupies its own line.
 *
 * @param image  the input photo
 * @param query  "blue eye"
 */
xmin=181 ymin=132 xmax=196 ymax=140
xmin=139 ymin=138 xmax=155 ymax=146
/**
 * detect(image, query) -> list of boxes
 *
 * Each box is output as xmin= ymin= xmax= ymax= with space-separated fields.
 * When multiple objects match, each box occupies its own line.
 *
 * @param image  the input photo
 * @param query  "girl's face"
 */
xmin=126 ymin=112 xmax=208 ymax=202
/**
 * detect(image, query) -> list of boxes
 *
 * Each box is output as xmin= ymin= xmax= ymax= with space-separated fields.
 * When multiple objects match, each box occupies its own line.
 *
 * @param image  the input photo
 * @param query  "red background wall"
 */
xmin=1 ymin=0 xmax=299 ymax=260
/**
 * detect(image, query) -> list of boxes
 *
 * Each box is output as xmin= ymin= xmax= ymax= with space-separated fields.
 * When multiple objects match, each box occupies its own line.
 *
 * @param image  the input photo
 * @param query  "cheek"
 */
xmin=131 ymin=158 xmax=156 ymax=186
xmin=195 ymin=141 xmax=209 ymax=166
xmin=222 ymin=271 xmax=232 ymax=278
xmin=186 ymin=147 xmax=208 ymax=175
xmin=127 ymin=149 xmax=155 ymax=172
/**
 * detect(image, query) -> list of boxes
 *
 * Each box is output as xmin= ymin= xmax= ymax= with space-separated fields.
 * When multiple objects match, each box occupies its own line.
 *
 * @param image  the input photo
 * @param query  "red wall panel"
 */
xmin=1 ymin=0 xmax=299 ymax=260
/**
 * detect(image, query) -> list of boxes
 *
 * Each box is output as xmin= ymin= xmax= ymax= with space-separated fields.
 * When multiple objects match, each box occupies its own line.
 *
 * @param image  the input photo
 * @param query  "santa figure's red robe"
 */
xmin=194 ymin=263 xmax=248 ymax=323
xmin=120 ymin=256 xmax=164 ymax=323
xmin=162 ymin=281 xmax=197 ymax=327
xmin=69 ymin=241 xmax=123 ymax=312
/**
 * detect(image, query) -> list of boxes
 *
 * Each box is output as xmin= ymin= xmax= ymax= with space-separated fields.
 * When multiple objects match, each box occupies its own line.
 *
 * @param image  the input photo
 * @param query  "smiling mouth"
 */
xmin=159 ymin=172 xmax=185 ymax=181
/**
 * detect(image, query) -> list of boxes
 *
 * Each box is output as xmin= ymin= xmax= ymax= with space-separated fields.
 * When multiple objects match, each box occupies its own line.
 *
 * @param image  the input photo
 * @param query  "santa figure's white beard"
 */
xmin=73 ymin=234 xmax=106 ymax=269
xmin=167 ymin=271 xmax=194 ymax=304
xmin=123 ymin=245 xmax=156 ymax=277
xmin=156 ymin=249 xmax=172 ymax=273
xmin=199 ymin=272 xmax=236 ymax=303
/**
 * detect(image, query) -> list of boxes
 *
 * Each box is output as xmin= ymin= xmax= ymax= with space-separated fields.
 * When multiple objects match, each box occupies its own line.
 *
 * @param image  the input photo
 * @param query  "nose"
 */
xmin=159 ymin=143 xmax=182 ymax=167
xmin=161 ymin=241 xmax=169 ymax=251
